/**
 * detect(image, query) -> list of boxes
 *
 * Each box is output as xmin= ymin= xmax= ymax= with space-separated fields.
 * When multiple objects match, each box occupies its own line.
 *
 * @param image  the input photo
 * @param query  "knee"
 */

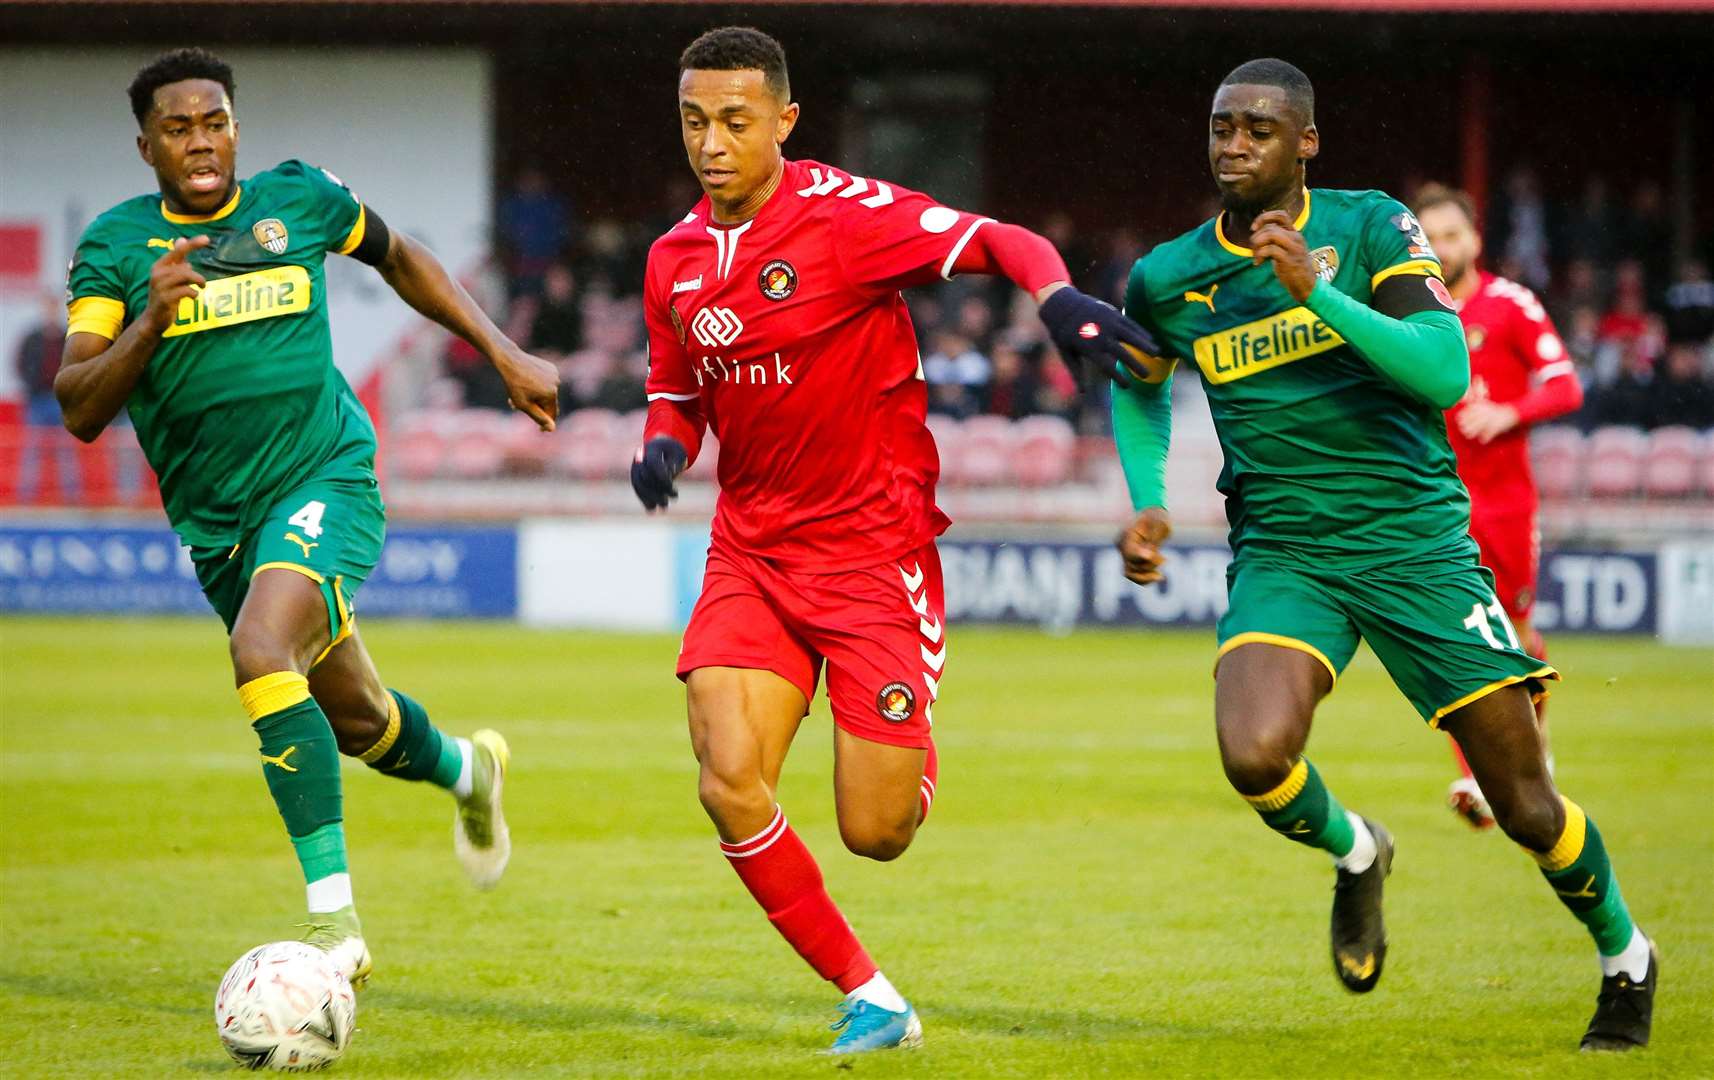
xmin=1495 ymin=789 xmax=1566 ymax=852
xmin=696 ymin=764 xmax=771 ymax=830
xmin=1219 ymin=721 xmax=1302 ymax=797
xmin=839 ymin=814 xmax=916 ymax=862
xmin=229 ymin=625 xmax=298 ymax=686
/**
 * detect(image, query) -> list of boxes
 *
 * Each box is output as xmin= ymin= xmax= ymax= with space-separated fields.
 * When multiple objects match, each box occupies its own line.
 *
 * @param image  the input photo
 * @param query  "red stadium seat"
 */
xmin=443 ymin=410 xmax=508 ymax=479
xmin=1011 ymin=415 xmax=1076 ymax=487
xmin=1529 ymin=426 xmax=1585 ymax=500
xmin=926 ymin=414 xmax=966 ymax=484
xmin=1642 ymin=426 xmax=1704 ymax=499
xmin=959 ymin=416 xmax=1016 ymax=486
xmin=555 ymin=408 xmax=624 ymax=481
xmin=390 ymin=428 xmax=446 ymax=481
xmin=1584 ymin=425 xmax=1648 ymax=499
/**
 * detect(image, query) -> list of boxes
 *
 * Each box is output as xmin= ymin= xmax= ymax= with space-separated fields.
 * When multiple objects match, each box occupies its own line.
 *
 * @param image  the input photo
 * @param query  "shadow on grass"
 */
xmin=0 ymin=969 xmax=204 ymax=1018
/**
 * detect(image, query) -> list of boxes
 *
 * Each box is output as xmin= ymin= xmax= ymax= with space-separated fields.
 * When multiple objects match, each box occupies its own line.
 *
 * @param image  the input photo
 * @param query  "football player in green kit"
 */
xmin=1107 ymin=59 xmax=1657 ymax=1051
xmin=56 ymin=49 xmax=559 ymax=988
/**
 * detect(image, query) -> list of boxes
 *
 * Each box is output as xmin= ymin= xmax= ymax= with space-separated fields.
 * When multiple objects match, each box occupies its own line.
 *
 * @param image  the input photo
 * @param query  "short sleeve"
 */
xmin=288 ymin=160 xmax=366 ymax=255
xmin=642 ymin=260 xmax=698 ymax=402
xmin=1364 ymin=198 xmax=1444 ymax=292
xmin=65 ymin=228 xmax=128 ymax=341
xmin=825 ymin=169 xmax=994 ymax=294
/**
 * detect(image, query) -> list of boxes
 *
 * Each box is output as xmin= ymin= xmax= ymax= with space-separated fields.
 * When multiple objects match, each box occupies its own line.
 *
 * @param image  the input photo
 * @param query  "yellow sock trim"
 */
xmin=1531 ymin=796 xmax=1587 ymax=872
xmin=1244 ymin=758 xmax=1309 ymax=812
xmin=358 ymin=693 xmax=403 ymax=764
xmin=238 ymin=671 xmax=311 ymax=722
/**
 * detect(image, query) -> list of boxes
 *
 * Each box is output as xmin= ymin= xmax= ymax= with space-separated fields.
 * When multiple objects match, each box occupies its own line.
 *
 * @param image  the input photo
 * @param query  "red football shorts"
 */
xmin=677 ymin=539 xmax=945 ymax=749
xmin=1469 ymin=508 xmax=1540 ymax=621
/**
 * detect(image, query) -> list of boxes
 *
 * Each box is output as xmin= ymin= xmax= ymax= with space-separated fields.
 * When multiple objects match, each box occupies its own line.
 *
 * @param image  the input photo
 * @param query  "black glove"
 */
xmin=631 ymin=436 xmax=688 ymax=511
xmin=1037 ymin=286 xmax=1160 ymax=388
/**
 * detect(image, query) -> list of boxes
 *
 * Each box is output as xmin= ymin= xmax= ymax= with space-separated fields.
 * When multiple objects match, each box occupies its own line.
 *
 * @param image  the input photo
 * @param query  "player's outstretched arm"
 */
xmin=951 ymin=222 xmax=1161 ymax=387
xmin=1251 ymin=209 xmax=1468 ymax=409
xmin=1110 ymin=260 xmax=1174 ymax=585
xmin=373 ymin=229 xmax=559 ymax=431
xmin=56 ymin=235 xmax=210 ymax=442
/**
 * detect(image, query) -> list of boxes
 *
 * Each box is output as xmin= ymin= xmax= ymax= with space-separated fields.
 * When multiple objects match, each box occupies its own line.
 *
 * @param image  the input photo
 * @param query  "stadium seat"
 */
xmin=1641 ymin=426 xmax=1704 ymax=499
xmin=1530 ymin=426 xmax=1585 ymax=500
xmin=959 ymin=416 xmax=1017 ymax=486
xmin=1584 ymin=425 xmax=1648 ymax=499
xmin=926 ymin=414 xmax=966 ymax=484
xmin=442 ymin=409 xmax=508 ymax=480
xmin=390 ymin=427 xmax=446 ymax=481
xmin=555 ymin=408 xmax=624 ymax=481
xmin=1011 ymin=415 xmax=1076 ymax=487
xmin=500 ymin=411 xmax=556 ymax=475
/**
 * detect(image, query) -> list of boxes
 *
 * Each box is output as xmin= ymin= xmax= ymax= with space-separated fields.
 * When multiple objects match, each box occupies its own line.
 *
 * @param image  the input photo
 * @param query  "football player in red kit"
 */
xmin=1414 ymin=185 xmax=1584 ymax=830
xmin=632 ymin=27 xmax=1157 ymax=1053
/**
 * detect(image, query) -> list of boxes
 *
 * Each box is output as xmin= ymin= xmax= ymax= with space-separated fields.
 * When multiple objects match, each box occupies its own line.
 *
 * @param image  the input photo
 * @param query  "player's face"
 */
xmin=678 ymin=68 xmax=798 ymax=220
xmin=1208 ymin=84 xmax=1316 ymax=214
xmin=137 ymin=79 xmax=239 ymax=215
xmin=1418 ymin=202 xmax=1481 ymax=287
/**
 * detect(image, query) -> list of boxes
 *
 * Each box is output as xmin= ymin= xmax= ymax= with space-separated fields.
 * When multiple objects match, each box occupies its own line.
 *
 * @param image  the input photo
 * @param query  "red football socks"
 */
xmin=720 ymin=807 xmax=877 ymax=993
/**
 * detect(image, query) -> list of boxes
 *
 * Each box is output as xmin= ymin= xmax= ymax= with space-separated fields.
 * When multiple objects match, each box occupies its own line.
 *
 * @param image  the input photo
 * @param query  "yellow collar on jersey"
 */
xmin=1215 ymin=188 xmax=1311 ymax=258
xmin=160 ymin=185 xmax=243 ymax=224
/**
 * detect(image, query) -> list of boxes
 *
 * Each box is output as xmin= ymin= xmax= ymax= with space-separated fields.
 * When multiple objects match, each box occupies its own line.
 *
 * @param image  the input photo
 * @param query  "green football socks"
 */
xmin=1242 ymin=757 xmax=1357 ymax=858
xmin=1529 ymin=797 xmax=1638 ymax=959
xmin=240 ymin=671 xmax=352 ymax=912
xmin=357 ymin=689 xmax=467 ymax=794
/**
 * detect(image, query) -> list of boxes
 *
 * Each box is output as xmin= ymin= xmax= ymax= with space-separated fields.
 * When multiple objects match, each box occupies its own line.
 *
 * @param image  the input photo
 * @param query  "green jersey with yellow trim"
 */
xmin=1125 ymin=187 xmax=1474 ymax=568
xmin=66 ymin=159 xmax=378 ymax=547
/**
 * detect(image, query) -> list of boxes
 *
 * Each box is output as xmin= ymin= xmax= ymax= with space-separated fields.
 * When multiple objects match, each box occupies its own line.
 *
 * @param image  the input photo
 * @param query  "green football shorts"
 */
xmin=191 ymin=474 xmax=386 ymax=664
xmin=1216 ymin=553 xmax=1558 ymax=727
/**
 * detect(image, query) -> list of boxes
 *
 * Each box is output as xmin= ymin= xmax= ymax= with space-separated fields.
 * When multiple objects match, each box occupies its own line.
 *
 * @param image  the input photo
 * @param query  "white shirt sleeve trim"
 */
xmin=940 ymin=216 xmax=996 ymax=280
xmin=647 ymin=391 xmax=700 ymax=402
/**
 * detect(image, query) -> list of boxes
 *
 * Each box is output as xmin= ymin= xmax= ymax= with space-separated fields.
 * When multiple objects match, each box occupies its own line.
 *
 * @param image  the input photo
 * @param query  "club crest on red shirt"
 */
xmin=759 ymin=259 xmax=798 ymax=301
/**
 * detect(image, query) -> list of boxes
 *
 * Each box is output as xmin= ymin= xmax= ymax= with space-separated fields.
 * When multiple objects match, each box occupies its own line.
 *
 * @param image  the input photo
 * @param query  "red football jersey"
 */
xmin=1446 ymin=272 xmax=1581 ymax=513
xmin=645 ymin=158 xmax=995 ymax=571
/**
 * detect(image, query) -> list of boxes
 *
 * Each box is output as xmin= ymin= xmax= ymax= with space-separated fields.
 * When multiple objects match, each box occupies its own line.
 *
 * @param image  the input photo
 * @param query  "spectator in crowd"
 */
xmin=923 ymin=330 xmax=990 ymax=419
xmin=1664 ymin=259 xmax=1714 ymax=343
xmin=1621 ymin=181 xmax=1673 ymax=292
xmin=11 ymin=290 xmax=114 ymax=504
xmin=529 ymin=263 xmax=584 ymax=356
xmin=1648 ymin=340 xmax=1714 ymax=430
xmin=1582 ymin=331 xmax=1658 ymax=430
xmin=1561 ymin=176 xmax=1616 ymax=266
xmin=1489 ymin=167 xmax=1552 ymax=291
xmin=497 ymin=165 xmax=573 ymax=297
xmin=984 ymin=338 xmax=1041 ymax=419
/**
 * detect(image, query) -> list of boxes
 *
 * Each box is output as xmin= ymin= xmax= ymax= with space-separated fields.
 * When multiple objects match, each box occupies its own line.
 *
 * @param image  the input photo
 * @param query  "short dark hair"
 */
xmin=1413 ymin=182 xmax=1479 ymax=228
xmin=679 ymin=26 xmax=790 ymax=100
xmin=1220 ymin=58 xmax=1313 ymax=124
xmin=128 ymin=48 xmax=235 ymax=127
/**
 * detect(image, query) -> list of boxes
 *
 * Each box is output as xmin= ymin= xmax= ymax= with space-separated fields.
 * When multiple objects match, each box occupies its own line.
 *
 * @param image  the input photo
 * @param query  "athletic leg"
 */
xmin=309 ymin=627 xmax=511 ymax=888
xmin=229 ymin=567 xmax=371 ymax=986
xmin=1441 ymin=687 xmax=1655 ymax=1050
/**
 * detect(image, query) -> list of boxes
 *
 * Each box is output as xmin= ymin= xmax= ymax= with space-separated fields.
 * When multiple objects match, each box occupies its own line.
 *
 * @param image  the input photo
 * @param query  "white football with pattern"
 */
xmin=214 ymin=941 xmax=356 ymax=1072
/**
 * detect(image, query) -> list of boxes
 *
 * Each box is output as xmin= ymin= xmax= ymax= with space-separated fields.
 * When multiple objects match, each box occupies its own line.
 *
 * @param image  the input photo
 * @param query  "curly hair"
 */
xmin=128 ymin=48 xmax=235 ymax=127
xmin=679 ymin=26 xmax=790 ymax=100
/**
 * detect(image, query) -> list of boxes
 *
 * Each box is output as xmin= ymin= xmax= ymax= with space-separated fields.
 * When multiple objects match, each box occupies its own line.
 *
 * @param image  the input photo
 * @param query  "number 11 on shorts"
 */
xmin=1463 ymin=594 xmax=1521 ymax=651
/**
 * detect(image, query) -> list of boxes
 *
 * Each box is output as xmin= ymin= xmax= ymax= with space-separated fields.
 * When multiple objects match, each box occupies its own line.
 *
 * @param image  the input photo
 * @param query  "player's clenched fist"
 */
xmin=632 ymin=435 xmax=689 ymax=511
xmin=142 ymin=235 xmax=211 ymax=335
xmin=496 ymin=348 xmax=560 ymax=432
xmin=1250 ymin=209 xmax=1317 ymax=302
xmin=1037 ymin=285 xmax=1162 ymax=388
xmin=1117 ymin=505 xmax=1172 ymax=585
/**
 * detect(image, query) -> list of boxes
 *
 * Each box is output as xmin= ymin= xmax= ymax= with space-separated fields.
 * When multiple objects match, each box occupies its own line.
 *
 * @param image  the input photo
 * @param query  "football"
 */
xmin=214 ymin=942 xmax=356 ymax=1071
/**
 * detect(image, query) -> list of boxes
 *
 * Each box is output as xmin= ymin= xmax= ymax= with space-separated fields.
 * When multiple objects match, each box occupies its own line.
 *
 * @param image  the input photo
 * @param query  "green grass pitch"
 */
xmin=2 ymin=616 xmax=1710 ymax=1077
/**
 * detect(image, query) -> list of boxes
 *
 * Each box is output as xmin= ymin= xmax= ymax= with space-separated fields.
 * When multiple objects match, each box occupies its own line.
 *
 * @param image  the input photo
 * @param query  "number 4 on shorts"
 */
xmin=288 ymin=500 xmax=327 ymax=539
xmin=1463 ymin=594 xmax=1521 ymax=651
